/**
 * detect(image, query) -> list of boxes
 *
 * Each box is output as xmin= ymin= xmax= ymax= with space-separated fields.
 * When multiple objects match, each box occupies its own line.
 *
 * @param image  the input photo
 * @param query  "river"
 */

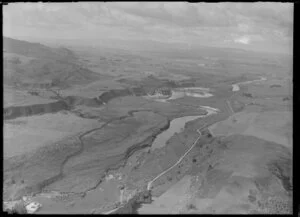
xmin=151 ymin=106 xmax=219 ymax=151
xmin=232 ymin=77 xmax=267 ymax=92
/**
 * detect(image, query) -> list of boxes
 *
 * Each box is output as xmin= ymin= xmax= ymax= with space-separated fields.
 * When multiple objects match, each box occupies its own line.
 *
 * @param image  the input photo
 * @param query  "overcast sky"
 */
xmin=3 ymin=2 xmax=293 ymax=54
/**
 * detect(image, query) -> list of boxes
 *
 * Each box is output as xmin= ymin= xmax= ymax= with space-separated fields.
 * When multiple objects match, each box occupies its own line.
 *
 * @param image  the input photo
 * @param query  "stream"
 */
xmin=232 ymin=77 xmax=267 ymax=92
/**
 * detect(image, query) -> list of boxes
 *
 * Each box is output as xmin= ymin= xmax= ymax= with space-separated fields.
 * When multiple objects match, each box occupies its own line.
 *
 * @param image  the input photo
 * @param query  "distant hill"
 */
xmin=3 ymin=37 xmax=106 ymax=89
xmin=3 ymin=37 xmax=77 ymax=62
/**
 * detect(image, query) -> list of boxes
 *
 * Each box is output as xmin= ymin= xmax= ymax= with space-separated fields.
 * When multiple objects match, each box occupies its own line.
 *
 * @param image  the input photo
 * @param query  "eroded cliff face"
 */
xmin=3 ymin=101 xmax=70 ymax=120
xmin=3 ymin=86 xmax=172 ymax=120
xmin=148 ymin=87 xmax=172 ymax=97
xmin=98 ymin=89 xmax=132 ymax=103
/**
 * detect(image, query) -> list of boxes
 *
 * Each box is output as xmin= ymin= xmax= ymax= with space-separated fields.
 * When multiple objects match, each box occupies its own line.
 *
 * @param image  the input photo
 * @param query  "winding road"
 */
xmin=147 ymin=127 xmax=205 ymax=190
xmin=102 ymin=126 xmax=207 ymax=215
xmin=146 ymin=107 xmax=219 ymax=190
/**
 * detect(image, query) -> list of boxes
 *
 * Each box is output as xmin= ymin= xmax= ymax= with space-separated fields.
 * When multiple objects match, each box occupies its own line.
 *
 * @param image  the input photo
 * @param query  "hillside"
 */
xmin=3 ymin=37 xmax=106 ymax=89
xmin=3 ymin=37 xmax=77 ymax=61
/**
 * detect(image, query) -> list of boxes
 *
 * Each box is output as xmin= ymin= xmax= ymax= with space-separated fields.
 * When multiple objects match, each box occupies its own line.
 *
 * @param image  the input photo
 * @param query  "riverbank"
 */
xmin=232 ymin=77 xmax=267 ymax=92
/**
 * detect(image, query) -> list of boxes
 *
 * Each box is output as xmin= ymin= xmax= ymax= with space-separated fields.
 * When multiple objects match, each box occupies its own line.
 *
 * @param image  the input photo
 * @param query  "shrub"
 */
xmin=248 ymin=194 xmax=256 ymax=203
xmin=186 ymin=203 xmax=197 ymax=210
xmin=11 ymin=202 xmax=27 ymax=214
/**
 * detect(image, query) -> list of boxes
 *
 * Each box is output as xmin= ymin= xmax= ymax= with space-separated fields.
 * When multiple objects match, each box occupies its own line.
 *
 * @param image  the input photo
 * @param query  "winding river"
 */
xmin=232 ymin=77 xmax=267 ymax=92
xmin=151 ymin=106 xmax=219 ymax=151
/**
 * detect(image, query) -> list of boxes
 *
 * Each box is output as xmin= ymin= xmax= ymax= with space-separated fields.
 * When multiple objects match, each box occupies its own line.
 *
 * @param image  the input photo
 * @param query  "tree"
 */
xmin=11 ymin=202 xmax=27 ymax=214
xmin=186 ymin=203 xmax=197 ymax=210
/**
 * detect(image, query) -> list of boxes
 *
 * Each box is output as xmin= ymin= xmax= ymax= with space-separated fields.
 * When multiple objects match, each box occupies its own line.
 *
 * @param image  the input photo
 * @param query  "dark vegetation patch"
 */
xmin=186 ymin=203 xmax=197 ymax=210
xmin=267 ymin=158 xmax=292 ymax=192
xmin=243 ymin=92 xmax=253 ymax=98
xmin=282 ymin=96 xmax=291 ymax=101
xmin=270 ymin=84 xmax=282 ymax=88
xmin=112 ymin=190 xmax=152 ymax=214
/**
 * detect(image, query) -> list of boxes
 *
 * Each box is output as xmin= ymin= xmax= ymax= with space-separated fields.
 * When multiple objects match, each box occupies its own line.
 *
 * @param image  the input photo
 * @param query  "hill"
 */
xmin=3 ymin=37 xmax=106 ymax=89
xmin=3 ymin=37 xmax=76 ymax=62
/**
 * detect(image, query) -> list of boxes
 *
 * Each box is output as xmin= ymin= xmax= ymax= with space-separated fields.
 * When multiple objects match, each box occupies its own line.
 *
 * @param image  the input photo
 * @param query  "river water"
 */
xmin=232 ymin=77 xmax=267 ymax=92
xmin=151 ymin=106 xmax=219 ymax=151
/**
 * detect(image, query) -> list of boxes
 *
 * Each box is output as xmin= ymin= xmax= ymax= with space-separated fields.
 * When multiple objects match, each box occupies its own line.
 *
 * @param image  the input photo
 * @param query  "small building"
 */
xmin=25 ymin=202 xmax=42 ymax=214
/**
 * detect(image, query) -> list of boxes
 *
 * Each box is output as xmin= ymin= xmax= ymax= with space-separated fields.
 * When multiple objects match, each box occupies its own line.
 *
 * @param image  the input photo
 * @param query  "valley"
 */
xmin=3 ymin=36 xmax=292 ymax=214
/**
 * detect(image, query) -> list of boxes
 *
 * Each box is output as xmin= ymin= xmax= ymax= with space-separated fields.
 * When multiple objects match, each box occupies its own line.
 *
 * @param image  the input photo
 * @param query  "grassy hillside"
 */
xmin=3 ymin=37 xmax=108 ymax=89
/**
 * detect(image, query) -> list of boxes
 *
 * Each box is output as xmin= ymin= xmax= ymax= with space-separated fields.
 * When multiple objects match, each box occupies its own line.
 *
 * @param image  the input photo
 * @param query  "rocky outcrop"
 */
xmin=3 ymin=101 xmax=70 ymax=120
xmin=3 ymin=87 xmax=134 ymax=120
xmin=97 ymin=89 xmax=132 ymax=103
xmin=3 ymin=82 xmax=193 ymax=120
xmin=64 ymin=96 xmax=102 ymax=107
xmin=148 ymin=87 xmax=172 ymax=96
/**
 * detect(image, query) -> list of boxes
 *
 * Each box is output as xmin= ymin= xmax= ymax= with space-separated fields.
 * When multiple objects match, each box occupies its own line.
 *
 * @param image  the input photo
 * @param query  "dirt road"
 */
xmin=147 ymin=128 xmax=204 ymax=190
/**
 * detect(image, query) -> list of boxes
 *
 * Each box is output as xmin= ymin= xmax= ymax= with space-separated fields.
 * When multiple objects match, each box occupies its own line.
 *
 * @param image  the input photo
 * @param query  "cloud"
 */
xmin=3 ymin=2 xmax=293 ymax=53
xmin=4 ymin=2 xmax=293 ymax=33
xmin=238 ymin=23 xmax=251 ymax=32
xmin=234 ymin=36 xmax=250 ymax=44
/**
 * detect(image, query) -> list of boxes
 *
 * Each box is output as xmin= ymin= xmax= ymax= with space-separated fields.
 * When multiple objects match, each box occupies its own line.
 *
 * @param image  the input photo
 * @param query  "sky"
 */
xmin=3 ymin=2 xmax=293 ymax=54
